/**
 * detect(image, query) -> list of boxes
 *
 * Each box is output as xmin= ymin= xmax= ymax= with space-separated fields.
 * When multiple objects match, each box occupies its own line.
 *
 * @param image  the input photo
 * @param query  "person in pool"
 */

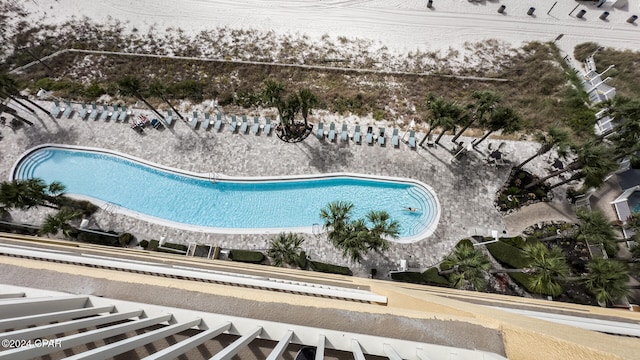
xmin=404 ymin=207 xmax=418 ymax=212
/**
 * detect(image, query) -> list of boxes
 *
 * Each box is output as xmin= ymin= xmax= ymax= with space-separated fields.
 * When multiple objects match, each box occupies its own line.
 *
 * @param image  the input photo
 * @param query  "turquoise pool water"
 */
xmin=13 ymin=146 xmax=440 ymax=240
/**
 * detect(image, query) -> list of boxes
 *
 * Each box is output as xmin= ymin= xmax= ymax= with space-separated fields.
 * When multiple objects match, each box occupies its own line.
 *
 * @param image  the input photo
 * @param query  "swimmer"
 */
xmin=403 ymin=207 xmax=418 ymax=212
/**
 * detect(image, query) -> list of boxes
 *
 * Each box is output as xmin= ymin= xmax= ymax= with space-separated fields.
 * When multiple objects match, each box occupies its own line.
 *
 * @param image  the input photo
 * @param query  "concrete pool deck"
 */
xmin=0 ymin=100 xmax=577 ymax=277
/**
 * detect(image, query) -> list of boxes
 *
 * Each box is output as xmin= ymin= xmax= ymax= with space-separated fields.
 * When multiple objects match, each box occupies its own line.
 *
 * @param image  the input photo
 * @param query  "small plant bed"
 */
xmin=496 ymin=169 xmax=550 ymax=213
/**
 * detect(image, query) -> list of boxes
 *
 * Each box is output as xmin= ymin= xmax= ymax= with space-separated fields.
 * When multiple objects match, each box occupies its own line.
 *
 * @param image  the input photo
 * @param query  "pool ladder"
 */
xmin=209 ymin=172 xmax=218 ymax=184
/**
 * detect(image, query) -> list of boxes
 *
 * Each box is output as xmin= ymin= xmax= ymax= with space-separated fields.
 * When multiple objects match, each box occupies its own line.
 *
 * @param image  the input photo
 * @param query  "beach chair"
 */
xmin=316 ymin=122 xmax=324 ymax=139
xmin=78 ymin=103 xmax=88 ymax=120
xmin=240 ymin=116 xmax=249 ymax=134
xmin=203 ymin=112 xmax=211 ymax=130
xmin=229 ymin=115 xmax=237 ymax=133
xmin=354 ymin=125 xmax=361 ymax=144
xmin=251 ymin=117 xmax=260 ymax=135
xmin=100 ymin=105 xmax=110 ymax=121
xmin=50 ymin=100 xmax=61 ymax=118
xmin=391 ymin=128 xmax=399 ymax=148
xmin=263 ymin=117 xmax=272 ymax=135
xmin=214 ymin=112 xmax=222 ymax=131
xmin=408 ymin=130 xmax=416 ymax=149
xmin=341 ymin=124 xmax=348 ymax=142
xmin=190 ymin=111 xmax=199 ymax=129
xmin=366 ymin=126 xmax=374 ymax=145
xmin=62 ymin=100 xmax=72 ymax=119
xmin=110 ymin=106 xmax=120 ymax=122
xmin=89 ymin=103 xmax=99 ymax=120
xmin=328 ymin=123 xmax=336 ymax=142
xmin=166 ymin=110 xmax=174 ymax=127
xmin=119 ymin=106 xmax=129 ymax=122
xmin=378 ymin=127 xmax=385 ymax=146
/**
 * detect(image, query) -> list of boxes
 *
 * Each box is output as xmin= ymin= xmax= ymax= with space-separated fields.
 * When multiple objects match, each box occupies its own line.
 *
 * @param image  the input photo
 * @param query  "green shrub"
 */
xmin=148 ymin=240 xmax=160 ymax=251
xmin=309 ymin=260 xmax=352 ymax=276
xmin=85 ymin=82 xmax=106 ymax=98
xmin=486 ymin=240 xmax=530 ymax=269
xmin=498 ymin=236 xmax=526 ymax=248
xmin=297 ymin=250 xmax=309 ymax=270
xmin=118 ymin=233 xmax=135 ymax=247
xmin=0 ymin=220 xmax=40 ymax=235
xmin=76 ymin=230 xmax=120 ymax=247
xmin=421 ymin=267 xmax=449 ymax=285
xmin=228 ymin=249 xmax=265 ymax=264
xmin=456 ymin=239 xmax=474 ymax=248
xmin=161 ymin=242 xmax=188 ymax=252
xmin=391 ymin=271 xmax=425 ymax=284
xmin=139 ymin=240 xmax=149 ymax=249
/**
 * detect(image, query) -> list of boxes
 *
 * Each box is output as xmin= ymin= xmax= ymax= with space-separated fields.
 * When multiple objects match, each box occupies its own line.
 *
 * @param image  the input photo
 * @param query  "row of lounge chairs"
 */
xmin=316 ymin=122 xmax=417 ymax=149
xmin=186 ymin=112 xmax=272 ymax=135
xmin=50 ymin=101 xmax=132 ymax=122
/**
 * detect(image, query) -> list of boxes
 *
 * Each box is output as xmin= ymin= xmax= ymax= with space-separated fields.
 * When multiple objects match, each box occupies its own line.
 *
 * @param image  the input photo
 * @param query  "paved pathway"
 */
xmin=0 ymin=98 xmax=582 ymax=277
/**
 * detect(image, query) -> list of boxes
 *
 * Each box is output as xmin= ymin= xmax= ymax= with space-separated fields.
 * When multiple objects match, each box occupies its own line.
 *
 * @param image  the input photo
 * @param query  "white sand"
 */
xmin=14 ymin=0 xmax=640 ymax=60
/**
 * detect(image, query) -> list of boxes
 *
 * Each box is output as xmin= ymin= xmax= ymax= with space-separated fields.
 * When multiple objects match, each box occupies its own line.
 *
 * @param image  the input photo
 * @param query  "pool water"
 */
xmin=14 ymin=147 xmax=440 ymax=240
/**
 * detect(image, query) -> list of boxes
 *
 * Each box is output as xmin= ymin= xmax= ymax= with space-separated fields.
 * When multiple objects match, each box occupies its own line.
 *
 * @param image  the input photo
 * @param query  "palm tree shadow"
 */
xmin=298 ymin=139 xmax=354 ymax=172
xmin=23 ymin=126 xmax=80 ymax=149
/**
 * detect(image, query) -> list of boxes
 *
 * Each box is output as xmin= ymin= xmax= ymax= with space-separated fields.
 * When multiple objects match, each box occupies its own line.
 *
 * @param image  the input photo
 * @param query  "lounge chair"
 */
xmin=100 ymin=105 xmax=110 ymax=121
xmin=50 ymin=100 xmax=61 ymax=118
xmin=408 ymin=130 xmax=416 ymax=149
xmin=316 ymin=122 xmax=324 ymax=139
xmin=118 ymin=106 xmax=129 ymax=122
xmin=378 ymin=127 xmax=386 ymax=146
xmin=151 ymin=118 xmax=162 ymax=129
xmin=110 ymin=106 xmax=120 ymax=122
xmin=203 ymin=112 xmax=211 ymax=130
xmin=341 ymin=124 xmax=348 ymax=142
xmin=190 ymin=111 xmax=199 ymax=129
xmin=89 ymin=103 xmax=99 ymax=120
xmin=229 ymin=115 xmax=237 ymax=133
xmin=166 ymin=110 xmax=174 ymax=127
xmin=264 ymin=117 xmax=272 ymax=136
xmin=354 ymin=125 xmax=361 ymax=144
xmin=78 ymin=103 xmax=88 ymax=120
xmin=391 ymin=128 xmax=399 ymax=148
xmin=240 ymin=116 xmax=249 ymax=134
xmin=366 ymin=126 xmax=374 ymax=145
xmin=62 ymin=100 xmax=72 ymax=119
xmin=214 ymin=112 xmax=222 ymax=131
xmin=328 ymin=123 xmax=336 ymax=142
xmin=251 ymin=117 xmax=260 ymax=135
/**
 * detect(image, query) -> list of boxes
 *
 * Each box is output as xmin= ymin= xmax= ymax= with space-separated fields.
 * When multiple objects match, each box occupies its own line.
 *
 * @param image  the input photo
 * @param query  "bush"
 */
xmin=57 ymin=198 xmax=98 ymax=216
xmin=486 ymin=240 xmax=530 ymax=269
xmin=228 ymin=249 xmax=265 ymax=264
xmin=296 ymin=250 xmax=309 ymax=270
xmin=309 ymin=260 xmax=352 ymax=276
xmin=148 ymin=240 xmax=160 ymax=251
xmin=0 ymin=220 xmax=40 ymax=235
xmin=390 ymin=271 xmax=424 ymax=284
xmin=139 ymin=240 xmax=149 ymax=249
xmin=422 ymin=267 xmax=449 ymax=285
xmin=161 ymin=242 xmax=188 ymax=252
xmin=76 ymin=230 xmax=120 ymax=247
xmin=118 ymin=233 xmax=135 ymax=247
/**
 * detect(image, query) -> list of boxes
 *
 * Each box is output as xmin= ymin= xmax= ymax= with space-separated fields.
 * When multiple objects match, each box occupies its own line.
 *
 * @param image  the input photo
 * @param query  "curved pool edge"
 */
xmin=12 ymin=144 xmax=442 ymax=243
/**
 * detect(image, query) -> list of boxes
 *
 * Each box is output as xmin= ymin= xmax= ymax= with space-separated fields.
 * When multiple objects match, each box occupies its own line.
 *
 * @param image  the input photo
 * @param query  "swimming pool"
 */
xmin=12 ymin=145 xmax=441 ymax=242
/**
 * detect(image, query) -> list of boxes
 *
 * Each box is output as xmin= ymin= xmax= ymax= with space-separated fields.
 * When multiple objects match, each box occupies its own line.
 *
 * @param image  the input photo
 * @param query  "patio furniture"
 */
xmin=203 ymin=112 xmax=211 ymax=129
xmin=119 ymin=106 xmax=129 ymax=122
xmin=214 ymin=112 xmax=222 ymax=131
xmin=78 ymin=103 xmax=88 ymax=120
xmin=190 ymin=111 xmax=199 ymax=129
xmin=408 ymin=130 xmax=416 ymax=149
xmin=240 ymin=116 xmax=249 ymax=134
xmin=391 ymin=128 xmax=399 ymax=148
xmin=353 ymin=125 xmax=361 ymax=144
xmin=100 ymin=105 xmax=110 ymax=121
xmin=89 ymin=103 xmax=99 ymax=120
xmin=378 ymin=127 xmax=385 ymax=146
xmin=166 ymin=110 xmax=175 ymax=127
xmin=251 ymin=117 xmax=260 ymax=135
xmin=341 ymin=124 xmax=348 ymax=142
xmin=328 ymin=123 xmax=336 ymax=142
xmin=316 ymin=122 xmax=324 ymax=139
xmin=62 ymin=100 xmax=72 ymax=119
xmin=229 ymin=115 xmax=237 ymax=133
xmin=366 ymin=126 xmax=373 ymax=145
xmin=50 ymin=100 xmax=61 ymax=118
xmin=264 ymin=117 xmax=272 ymax=136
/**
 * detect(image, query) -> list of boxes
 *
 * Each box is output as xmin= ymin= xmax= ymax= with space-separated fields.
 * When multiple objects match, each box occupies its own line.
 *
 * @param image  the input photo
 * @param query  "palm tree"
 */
xmin=518 ymin=243 xmax=569 ymax=296
xmin=148 ymin=81 xmax=184 ymax=121
xmin=525 ymin=142 xmax=617 ymax=190
xmin=515 ymin=127 xmax=570 ymax=169
xmin=319 ymin=201 xmax=397 ymax=263
xmin=418 ymin=94 xmax=463 ymax=147
xmin=118 ymin=76 xmax=165 ymax=121
xmin=439 ymin=241 xmax=491 ymax=291
xmin=267 ymin=232 xmax=305 ymax=267
xmin=451 ymin=90 xmax=502 ymax=144
xmin=575 ymin=210 xmax=618 ymax=256
xmin=0 ymin=179 xmax=64 ymax=211
xmin=298 ymin=88 xmax=318 ymax=127
xmin=39 ymin=208 xmax=82 ymax=238
xmin=582 ymin=258 xmax=629 ymax=306
xmin=472 ymin=106 xmax=521 ymax=147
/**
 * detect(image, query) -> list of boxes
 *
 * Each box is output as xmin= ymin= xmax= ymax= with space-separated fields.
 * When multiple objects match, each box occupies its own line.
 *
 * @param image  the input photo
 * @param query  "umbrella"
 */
xmin=490 ymin=150 xmax=502 ymax=160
